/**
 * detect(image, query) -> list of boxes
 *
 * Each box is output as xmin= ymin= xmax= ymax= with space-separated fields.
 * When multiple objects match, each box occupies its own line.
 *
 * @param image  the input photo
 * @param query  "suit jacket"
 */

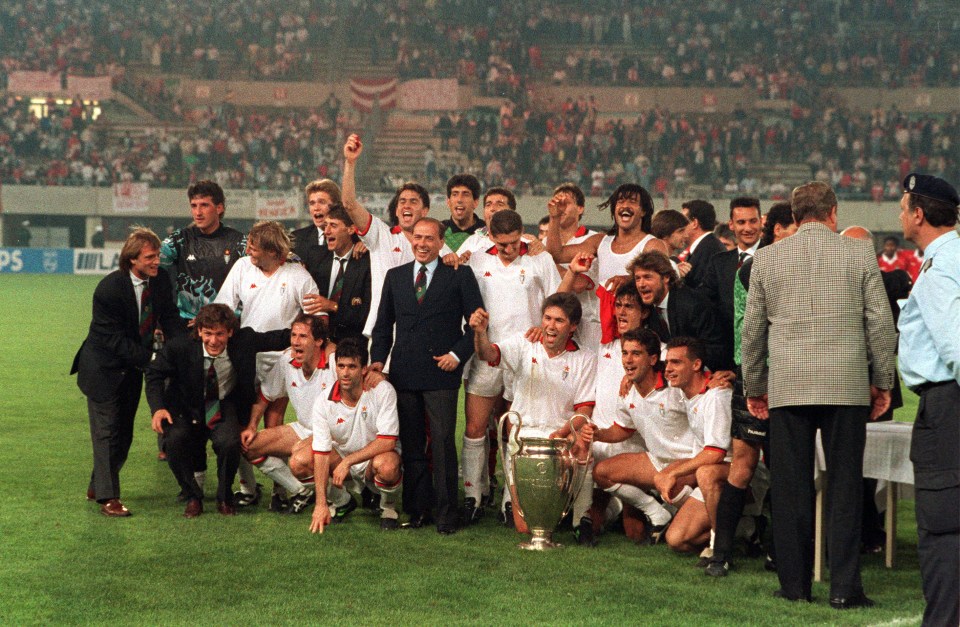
xmin=291 ymin=225 xmax=331 ymax=285
xmin=648 ymin=284 xmax=726 ymax=372
xmin=371 ymin=260 xmax=484 ymax=391
xmin=741 ymin=222 xmax=896 ymax=408
xmin=71 ymin=268 xmax=182 ymax=402
xmin=314 ymin=250 xmax=372 ymax=341
xmin=698 ymin=247 xmax=753 ymax=369
xmin=144 ymin=329 xmax=289 ymax=424
xmin=684 ymin=233 xmax=726 ymax=289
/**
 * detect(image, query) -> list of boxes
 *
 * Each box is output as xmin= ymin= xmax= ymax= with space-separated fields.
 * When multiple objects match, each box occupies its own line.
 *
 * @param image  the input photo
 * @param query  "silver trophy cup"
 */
xmin=498 ymin=411 xmax=591 ymax=550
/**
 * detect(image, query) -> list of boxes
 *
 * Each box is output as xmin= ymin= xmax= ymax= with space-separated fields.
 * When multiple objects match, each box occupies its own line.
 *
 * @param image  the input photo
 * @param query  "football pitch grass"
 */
xmin=0 ymin=275 xmax=925 ymax=625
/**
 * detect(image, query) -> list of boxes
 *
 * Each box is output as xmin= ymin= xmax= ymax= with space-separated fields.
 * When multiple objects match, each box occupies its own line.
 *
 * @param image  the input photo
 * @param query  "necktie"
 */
xmin=204 ymin=357 xmax=221 ymax=428
xmin=139 ymin=281 xmax=154 ymax=346
xmin=737 ymin=251 xmax=749 ymax=269
xmin=658 ymin=306 xmax=670 ymax=338
xmin=678 ymin=247 xmax=690 ymax=262
xmin=415 ymin=265 xmax=428 ymax=303
xmin=330 ymin=257 xmax=346 ymax=303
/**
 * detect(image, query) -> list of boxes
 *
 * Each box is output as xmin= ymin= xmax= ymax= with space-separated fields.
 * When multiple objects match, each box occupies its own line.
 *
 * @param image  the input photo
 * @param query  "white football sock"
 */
xmin=461 ymin=435 xmax=485 ymax=502
xmin=256 ymin=456 xmax=306 ymax=494
xmin=193 ymin=471 xmax=206 ymax=493
xmin=375 ymin=478 xmax=401 ymax=520
xmin=571 ymin=470 xmax=595 ymax=523
xmin=327 ymin=484 xmax=352 ymax=508
xmin=238 ymin=458 xmax=257 ymax=494
xmin=606 ymin=483 xmax=672 ymax=526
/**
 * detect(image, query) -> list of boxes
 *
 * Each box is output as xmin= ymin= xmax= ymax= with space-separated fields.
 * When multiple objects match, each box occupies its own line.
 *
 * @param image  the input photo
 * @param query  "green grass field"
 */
xmin=0 ymin=275 xmax=925 ymax=625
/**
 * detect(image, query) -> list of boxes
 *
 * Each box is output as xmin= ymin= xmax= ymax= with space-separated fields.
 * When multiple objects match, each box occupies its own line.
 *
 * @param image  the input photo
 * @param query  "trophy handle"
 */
xmin=497 ymin=410 xmax=523 ymax=491
xmin=561 ymin=413 xmax=593 ymax=522
xmin=567 ymin=413 xmax=592 ymax=447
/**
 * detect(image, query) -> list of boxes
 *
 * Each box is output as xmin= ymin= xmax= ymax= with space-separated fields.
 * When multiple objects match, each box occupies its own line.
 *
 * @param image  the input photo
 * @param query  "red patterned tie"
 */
xmin=415 ymin=265 xmax=427 ymax=303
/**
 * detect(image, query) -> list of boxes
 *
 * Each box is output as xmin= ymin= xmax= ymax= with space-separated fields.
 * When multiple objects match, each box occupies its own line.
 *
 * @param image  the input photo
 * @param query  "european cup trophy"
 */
xmin=498 ymin=411 xmax=591 ymax=550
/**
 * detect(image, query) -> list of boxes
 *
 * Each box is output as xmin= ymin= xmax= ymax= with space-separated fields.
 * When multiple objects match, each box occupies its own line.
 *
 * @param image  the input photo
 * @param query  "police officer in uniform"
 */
xmin=896 ymin=172 xmax=960 ymax=627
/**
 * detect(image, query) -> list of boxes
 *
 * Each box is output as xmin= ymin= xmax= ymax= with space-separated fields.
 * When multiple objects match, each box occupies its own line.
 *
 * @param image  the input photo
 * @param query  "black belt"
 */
xmin=914 ymin=380 xmax=955 ymax=395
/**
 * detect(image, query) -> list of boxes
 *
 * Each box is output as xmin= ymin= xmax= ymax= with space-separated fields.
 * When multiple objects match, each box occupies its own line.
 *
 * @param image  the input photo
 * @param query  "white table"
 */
xmin=813 ymin=421 xmax=913 ymax=582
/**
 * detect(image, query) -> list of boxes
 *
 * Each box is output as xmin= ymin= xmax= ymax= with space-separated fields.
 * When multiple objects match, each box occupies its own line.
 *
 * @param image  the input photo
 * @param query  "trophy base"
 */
xmin=518 ymin=530 xmax=562 ymax=551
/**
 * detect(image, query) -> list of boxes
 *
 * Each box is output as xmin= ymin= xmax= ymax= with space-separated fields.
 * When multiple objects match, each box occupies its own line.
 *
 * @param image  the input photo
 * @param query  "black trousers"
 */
xmin=769 ymin=404 xmax=867 ymax=599
xmin=87 ymin=371 xmax=142 ymax=502
xmin=165 ymin=401 xmax=241 ymax=504
xmin=396 ymin=388 xmax=459 ymax=527
xmin=912 ymin=381 xmax=960 ymax=627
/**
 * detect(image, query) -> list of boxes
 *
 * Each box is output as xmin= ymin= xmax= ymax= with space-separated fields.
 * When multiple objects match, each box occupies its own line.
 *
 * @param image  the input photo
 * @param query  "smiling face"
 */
xmin=664 ymin=345 xmax=699 ymax=391
xmin=308 ymin=190 xmax=334 ymax=229
xmin=323 ymin=217 xmax=355 ymax=257
xmin=190 ymin=195 xmax=223 ymax=235
xmin=729 ymin=206 xmax=762 ymax=249
xmin=130 ymin=244 xmax=161 ymax=280
xmin=633 ymin=268 xmax=669 ymax=306
xmin=540 ymin=305 xmax=576 ymax=353
xmin=621 ymin=339 xmax=658 ymax=384
xmin=245 ymin=238 xmax=280 ymax=272
xmin=396 ymin=190 xmax=429 ymax=232
xmin=411 ymin=220 xmax=443 ymax=264
xmin=199 ymin=323 xmax=233 ymax=357
xmin=447 ymin=185 xmax=478 ymax=227
xmin=614 ymin=195 xmax=644 ymax=232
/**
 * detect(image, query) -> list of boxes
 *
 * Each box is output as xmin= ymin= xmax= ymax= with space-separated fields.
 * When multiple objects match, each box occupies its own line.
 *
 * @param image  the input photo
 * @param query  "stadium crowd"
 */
xmin=74 ymin=129 xmax=960 ymax=621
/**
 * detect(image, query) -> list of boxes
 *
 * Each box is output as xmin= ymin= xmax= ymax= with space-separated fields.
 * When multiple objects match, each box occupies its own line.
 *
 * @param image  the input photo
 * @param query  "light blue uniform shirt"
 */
xmin=897 ymin=230 xmax=960 ymax=390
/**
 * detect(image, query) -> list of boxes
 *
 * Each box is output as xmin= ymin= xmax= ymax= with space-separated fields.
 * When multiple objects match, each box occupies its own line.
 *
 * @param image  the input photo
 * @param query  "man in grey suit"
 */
xmin=741 ymin=181 xmax=896 ymax=609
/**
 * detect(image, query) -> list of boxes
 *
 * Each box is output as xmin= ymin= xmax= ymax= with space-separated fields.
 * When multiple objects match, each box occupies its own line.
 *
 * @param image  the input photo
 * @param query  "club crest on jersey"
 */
xmin=562 ymin=365 xmax=570 ymax=380
xmin=519 ymin=269 xmax=526 ymax=284
xmin=658 ymin=403 xmax=665 ymax=417
xmin=281 ymin=282 xmax=287 ymax=293
xmin=361 ymin=406 xmax=368 ymax=420
xmin=224 ymin=249 xmax=231 ymax=264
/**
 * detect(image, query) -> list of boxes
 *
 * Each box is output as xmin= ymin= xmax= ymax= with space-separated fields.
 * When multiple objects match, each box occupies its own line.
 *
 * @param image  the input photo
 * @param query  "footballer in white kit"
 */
xmin=240 ymin=315 xmax=335 ymax=513
xmin=472 ymin=292 xmax=599 ymax=545
xmin=309 ymin=337 xmax=402 ymax=533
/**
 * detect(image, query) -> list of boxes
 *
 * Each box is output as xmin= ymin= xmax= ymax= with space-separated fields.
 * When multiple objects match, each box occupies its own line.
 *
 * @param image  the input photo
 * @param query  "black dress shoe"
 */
xmin=830 ymin=592 xmax=875 ymax=610
xmin=773 ymin=589 xmax=812 ymax=602
xmin=436 ymin=524 xmax=458 ymax=535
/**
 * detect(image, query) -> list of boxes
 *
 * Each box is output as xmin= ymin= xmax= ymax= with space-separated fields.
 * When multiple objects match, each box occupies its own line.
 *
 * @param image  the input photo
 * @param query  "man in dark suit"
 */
xmin=742 ymin=181 xmax=895 ymax=608
xmin=72 ymin=228 xmax=183 ymax=517
xmin=301 ymin=205 xmax=371 ymax=342
xmin=370 ymin=217 xmax=484 ymax=534
xmin=629 ymin=251 xmax=725 ymax=372
xmin=291 ymin=178 xmax=340 ymax=277
xmin=679 ymin=200 xmax=725 ymax=289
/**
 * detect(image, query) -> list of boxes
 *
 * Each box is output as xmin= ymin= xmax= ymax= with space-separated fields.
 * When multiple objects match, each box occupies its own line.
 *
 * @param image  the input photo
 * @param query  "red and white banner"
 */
xmin=66 ymin=75 xmax=113 ymax=101
xmin=112 ymin=182 xmax=150 ymax=213
xmin=7 ymin=71 xmax=61 ymax=95
xmin=255 ymin=190 xmax=301 ymax=220
xmin=398 ymin=79 xmax=458 ymax=111
xmin=349 ymin=77 xmax=397 ymax=112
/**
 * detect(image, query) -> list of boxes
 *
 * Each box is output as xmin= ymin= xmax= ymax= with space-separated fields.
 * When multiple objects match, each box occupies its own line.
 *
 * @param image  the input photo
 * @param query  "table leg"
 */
xmin=884 ymin=482 xmax=897 ymax=568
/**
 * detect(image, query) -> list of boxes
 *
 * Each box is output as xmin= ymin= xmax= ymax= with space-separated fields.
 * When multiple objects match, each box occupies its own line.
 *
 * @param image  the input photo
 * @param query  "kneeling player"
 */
xmin=584 ymin=328 xmax=693 ymax=543
xmin=241 ymin=314 xmax=336 ymax=513
xmin=310 ymin=337 xmax=402 ymax=534
xmin=661 ymin=337 xmax=733 ymax=555
xmin=471 ymin=292 xmax=598 ymax=545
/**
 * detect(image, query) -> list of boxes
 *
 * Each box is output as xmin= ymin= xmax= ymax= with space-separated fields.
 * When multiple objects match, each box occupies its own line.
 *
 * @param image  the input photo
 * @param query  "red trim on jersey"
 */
xmin=518 ymin=242 xmax=529 ymax=256
xmin=697 ymin=372 xmax=713 ymax=395
xmin=377 ymin=434 xmax=399 ymax=441
xmin=290 ymin=359 xmax=303 ymax=368
xmin=259 ymin=391 xmax=271 ymax=404
xmin=374 ymin=477 xmax=402 ymax=489
xmin=312 ymin=449 xmax=331 ymax=455
xmin=485 ymin=244 xmax=498 ymax=255
xmin=705 ymin=445 xmax=727 ymax=455
xmin=565 ymin=338 xmax=580 ymax=352
xmin=613 ymin=421 xmax=636 ymax=432
xmin=487 ymin=344 xmax=502 ymax=367
xmin=390 ymin=225 xmax=403 ymax=235
xmin=655 ymin=371 xmax=668 ymax=391
xmin=328 ymin=381 xmax=343 ymax=402
xmin=573 ymin=401 xmax=595 ymax=410
xmin=574 ymin=225 xmax=588 ymax=237
xmin=250 ymin=456 xmax=267 ymax=465
xmin=316 ymin=349 xmax=329 ymax=370
xmin=357 ymin=214 xmax=373 ymax=237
